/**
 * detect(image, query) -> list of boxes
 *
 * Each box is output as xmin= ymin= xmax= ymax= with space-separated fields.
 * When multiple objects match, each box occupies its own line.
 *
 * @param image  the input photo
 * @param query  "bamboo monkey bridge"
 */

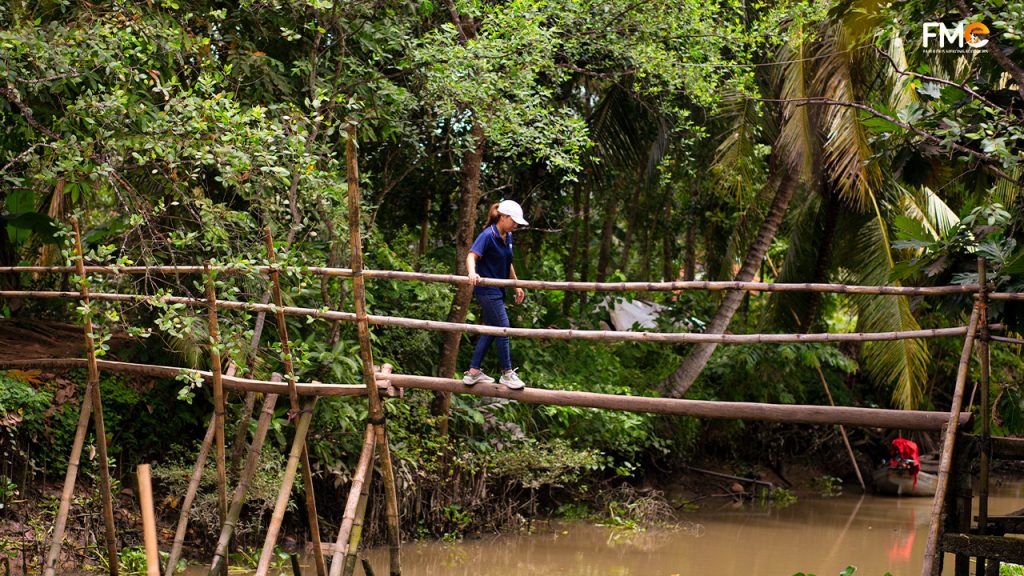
xmin=2 ymin=149 xmax=1021 ymax=576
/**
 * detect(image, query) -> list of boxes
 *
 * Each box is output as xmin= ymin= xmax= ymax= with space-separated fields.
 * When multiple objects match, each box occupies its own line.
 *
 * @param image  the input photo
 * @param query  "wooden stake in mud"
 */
xmin=136 ymin=464 xmax=160 ymax=576
xmin=254 ymin=397 xmax=318 ymax=576
xmin=346 ymin=123 xmax=402 ymax=576
xmin=921 ymin=303 xmax=982 ymax=576
xmin=42 ymin=382 xmax=94 ymax=576
xmin=265 ymin=228 xmax=328 ymax=576
xmin=71 ymin=217 xmax=120 ymax=576
xmin=203 ymin=263 xmax=229 ymax=568
xmin=327 ymin=424 xmax=375 ymax=576
xmin=209 ymin=389 xmax=280 ymax=576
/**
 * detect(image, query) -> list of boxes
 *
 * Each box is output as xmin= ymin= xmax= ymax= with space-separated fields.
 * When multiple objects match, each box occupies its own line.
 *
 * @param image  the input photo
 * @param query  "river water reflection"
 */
xmin=357 ymin=481 xmax=1022 ymax=576
xmin=183 ymin=480 xmax=1022 ymax=576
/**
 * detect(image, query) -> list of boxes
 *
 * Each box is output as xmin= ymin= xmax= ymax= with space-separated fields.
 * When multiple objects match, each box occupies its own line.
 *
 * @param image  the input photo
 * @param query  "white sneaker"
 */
xmin=462 ymin=370 xmax=495 ymax=386
xmin=499 ymin=369 xmax=526 ymax=390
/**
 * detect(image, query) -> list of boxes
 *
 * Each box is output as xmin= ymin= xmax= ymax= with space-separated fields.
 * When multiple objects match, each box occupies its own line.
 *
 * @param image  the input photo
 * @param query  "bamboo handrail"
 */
xmin=0 ymin=264 xmax=998 ymax=297
xmin=0 ymin=290 xmax=994 ymax=344
xmin=72 ymin=219 xmax=119 ymax=576
xmin=991 ymin=335 xmax=1024 ymax=345
xmin=0 ymin=358 xmax=379 ymax=396
xmin=921 ymin=304 xmax=982 ymax=576
xmin=378 ymin=373 xmax=970 ymax=431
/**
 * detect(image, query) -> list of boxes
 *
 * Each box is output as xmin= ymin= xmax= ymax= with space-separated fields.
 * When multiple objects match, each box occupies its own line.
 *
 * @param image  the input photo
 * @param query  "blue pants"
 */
xmin=469 ymin=291 xmax=511 ymax=372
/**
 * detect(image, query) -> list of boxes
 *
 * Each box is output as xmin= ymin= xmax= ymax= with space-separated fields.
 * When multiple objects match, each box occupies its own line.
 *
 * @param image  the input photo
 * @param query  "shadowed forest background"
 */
xmin=1 ymin=0 xmax=1023 ymax=569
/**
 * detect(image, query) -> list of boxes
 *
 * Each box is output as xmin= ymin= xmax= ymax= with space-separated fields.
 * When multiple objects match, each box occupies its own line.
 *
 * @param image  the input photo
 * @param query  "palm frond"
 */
xmin=774 ymin=20 xmax=817 ymax=183
xmin=899 ymin=184 xmax=960 ymax=240
xmin=813 ymin=24 xmax=881 ymax=211
xmin=850 ymin=203 xmax=929 ymax=409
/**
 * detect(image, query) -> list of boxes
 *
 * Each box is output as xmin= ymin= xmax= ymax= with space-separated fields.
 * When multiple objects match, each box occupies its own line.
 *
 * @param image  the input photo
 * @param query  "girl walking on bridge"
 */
xmin=463 ymin=200 xmax=528 ymax=390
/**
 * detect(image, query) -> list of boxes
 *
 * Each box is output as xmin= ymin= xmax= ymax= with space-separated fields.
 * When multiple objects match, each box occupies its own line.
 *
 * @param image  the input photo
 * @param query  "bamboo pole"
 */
xmin=0 ymin=358 xmax=378 ymax=397
xmin=347 ymin=123 xmax=401 ymax=576
xmin=229 ymin=290 xmax=273 ymax=475
xmin=71 ymin=218 xmax=119 ymax=576
xmin=990 ymin=335 xmax=1024 ymax=345
xmin=921 ymin=304 xmax=982 ymax=576
xmin=209 ymin=390 xmax=280 ymax=576
xmin=0 ymin=265 xmax=992 ymax=296
xmin=327 ymin=424 xmax=375 ymax=576
xmin=813 ymin=363 xmax=865 ymax=491
xmin=203 ymin=264 xmax=229 ymax=574
xmin=163 ymin=412 xmax=216 ymax=576
xmin=265 ymin=229 xmax=328 ymax=576
xmin=342 ymin=452 xmax=374 ymax=576
xmin=254 ymin=397 xmax=317 ymax=576
xmin=163 ymin=361 xmax=240 ymax=576
xmin=42 ymin=381 xmax=94 ymax=576
xmin=0 ymin=289 xmax=993 ymax=345
xmin=136 ymin=464 xmax=160 ymax=576
xmin=977 ymin=258 xmax=992 ymax=575
xmin=381 ymin=373 xmax=971 ymax=431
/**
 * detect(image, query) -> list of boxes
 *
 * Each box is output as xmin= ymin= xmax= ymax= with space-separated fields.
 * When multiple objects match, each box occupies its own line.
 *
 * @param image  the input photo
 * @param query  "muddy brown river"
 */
xmin=180 ymin=480 xmax=1022 ymax=576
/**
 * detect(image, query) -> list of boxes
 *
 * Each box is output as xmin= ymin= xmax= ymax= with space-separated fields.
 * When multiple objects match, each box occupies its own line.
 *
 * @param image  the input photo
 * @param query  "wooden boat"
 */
xmin=872 ymin=466 xmax=938 ymax=496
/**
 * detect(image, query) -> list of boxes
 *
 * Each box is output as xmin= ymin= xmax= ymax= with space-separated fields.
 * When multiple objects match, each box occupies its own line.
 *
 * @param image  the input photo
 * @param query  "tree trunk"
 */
xmin=432 ymin=121 xmax=486 ymax=433
xmin=563 ymin=187 xmax=582 ymax=315
xmin=579 ymin=188 xmax=592 ymax=309
xmin=619 ymin=182 xmax=643 ymax=274
xmin=415 ymin=191 xmax=431 ymax=270
xmin=596 ymin=193 xmax=617 ymax=282
xmin=659 ymin=169 xmax=795 ymax=397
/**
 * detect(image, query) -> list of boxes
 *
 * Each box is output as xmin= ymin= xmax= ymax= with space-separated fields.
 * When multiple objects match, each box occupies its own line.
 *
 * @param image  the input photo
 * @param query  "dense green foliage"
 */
xmin=1 ymin=0 xmax=1023 ymax=553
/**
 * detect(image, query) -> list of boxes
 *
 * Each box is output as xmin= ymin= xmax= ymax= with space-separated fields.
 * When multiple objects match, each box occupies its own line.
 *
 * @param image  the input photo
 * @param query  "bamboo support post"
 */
xmin=42 ymin=381 xmax=94 ymax=576
xmin=343 ymin=455 xmax=374 ymax=576
xmin=0 ymin=288 xmax=999 ymax=345
xmin=136 ymin=464 xmax=160 ymax=576
xmin=921 ymin=303 xmax=982 ymax=576
xmin=265 ymin=228 xmax=328 ymax=576
xmin=203 ymin=264 xmax=229 ymax=573
xmin=978 ymin=258 xmax=992 ymax=575
xmin=254 ymin=397 xmax=317 ymax=576
xmin=209 ymin=390 xmax=280 ymax=576
xmin=347 ymin=123 xmax=402 ymax=576
xmin=328 ymin=424 xmax=375 ymax=576
xmin=72 ymin=218 xmax=119 ymax=576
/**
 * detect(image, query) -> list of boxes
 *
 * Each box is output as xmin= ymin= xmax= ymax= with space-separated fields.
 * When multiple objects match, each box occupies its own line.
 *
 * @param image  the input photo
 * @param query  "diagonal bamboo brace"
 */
xmin=209 ymin=390 xmax=280 ymax=576
xmin=921 ymin=304 xmax=981 ymax=576
xmin=254 ymin=397 xmax=318 ymax=576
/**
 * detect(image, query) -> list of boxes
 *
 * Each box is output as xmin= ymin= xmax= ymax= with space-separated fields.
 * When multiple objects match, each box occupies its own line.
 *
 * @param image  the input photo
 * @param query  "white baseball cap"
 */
xmin=497 ymin=200 xmax=529 ymax=226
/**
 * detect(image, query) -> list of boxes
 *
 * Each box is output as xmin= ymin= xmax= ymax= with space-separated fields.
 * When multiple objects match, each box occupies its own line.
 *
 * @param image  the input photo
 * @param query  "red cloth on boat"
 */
xmin=889 ymin=438 xmax=921 ymax=489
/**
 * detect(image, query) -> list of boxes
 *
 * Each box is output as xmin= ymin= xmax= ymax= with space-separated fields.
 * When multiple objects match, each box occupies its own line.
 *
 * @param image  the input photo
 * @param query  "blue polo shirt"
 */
xmin=469 ymin=224 xmax=513 ymax=297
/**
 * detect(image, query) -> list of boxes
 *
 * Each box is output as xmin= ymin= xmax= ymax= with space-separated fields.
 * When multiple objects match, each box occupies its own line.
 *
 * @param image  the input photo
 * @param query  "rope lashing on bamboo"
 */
xmin=0 ymin=265 xmax=996 ymax=296
xmin=0 ymin=358 xmax=380 ymax=396
xmin=0 ymin=290 xmax=997 ymax=344
xmin=377 ymin=373 xmax=970 ymax=431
